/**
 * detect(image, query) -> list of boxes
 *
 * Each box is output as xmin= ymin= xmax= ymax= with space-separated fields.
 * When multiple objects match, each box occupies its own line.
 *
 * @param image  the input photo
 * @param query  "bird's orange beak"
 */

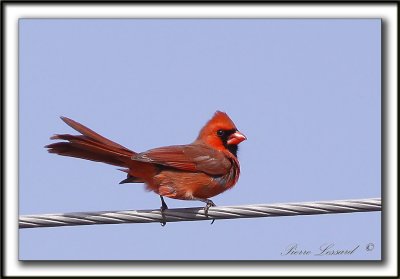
xmin=227 ymin=131 xmax=247 ymax=145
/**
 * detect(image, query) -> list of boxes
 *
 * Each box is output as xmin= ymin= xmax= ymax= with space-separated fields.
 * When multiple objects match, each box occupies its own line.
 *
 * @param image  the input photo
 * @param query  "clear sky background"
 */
xmin=19 ymin=19 xmax=381 ymax=260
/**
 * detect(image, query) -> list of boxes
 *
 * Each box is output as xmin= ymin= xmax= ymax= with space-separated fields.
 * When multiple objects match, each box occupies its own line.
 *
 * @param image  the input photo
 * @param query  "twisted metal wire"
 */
xmin=19 ymin=198 xmax=381 ymax=229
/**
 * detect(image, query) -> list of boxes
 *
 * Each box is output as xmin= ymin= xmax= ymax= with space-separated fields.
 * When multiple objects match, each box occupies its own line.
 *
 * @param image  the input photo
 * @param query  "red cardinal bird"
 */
xmin=45 ymin=111 xmax=246 ymax=224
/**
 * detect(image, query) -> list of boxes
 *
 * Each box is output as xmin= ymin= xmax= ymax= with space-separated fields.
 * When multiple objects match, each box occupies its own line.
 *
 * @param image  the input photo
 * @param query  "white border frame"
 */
xmin=4 ymin=3 xmax=398 ymax=277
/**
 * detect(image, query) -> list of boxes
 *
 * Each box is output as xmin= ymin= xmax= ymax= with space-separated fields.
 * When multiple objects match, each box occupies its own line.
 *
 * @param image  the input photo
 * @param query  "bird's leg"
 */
xmin=196 ymin=199 xmax=216 ymax=224
xmin=160 ymin=196 xmax=168 ymax=227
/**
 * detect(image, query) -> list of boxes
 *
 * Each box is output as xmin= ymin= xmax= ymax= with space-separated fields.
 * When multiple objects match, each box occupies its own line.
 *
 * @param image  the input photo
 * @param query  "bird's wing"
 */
xmin=132 ymin=144 xmax=231 ymax=175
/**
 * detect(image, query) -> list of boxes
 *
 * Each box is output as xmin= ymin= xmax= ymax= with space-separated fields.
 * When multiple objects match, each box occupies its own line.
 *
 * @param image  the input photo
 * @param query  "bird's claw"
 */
xmin=160 ymin=196 xmax=168 ymax=227
xmin=204 ymin=200 xmax=216 ymax=224
xmin=160 ymin=206 xmax=167 ymax=227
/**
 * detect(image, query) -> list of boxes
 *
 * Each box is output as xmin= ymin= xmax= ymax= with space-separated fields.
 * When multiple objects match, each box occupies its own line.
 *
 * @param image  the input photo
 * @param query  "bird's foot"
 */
xmin=203 ymin=199 xmax=216 ymax=225
xmin=160 ymin=196 xmax=168 ymax=227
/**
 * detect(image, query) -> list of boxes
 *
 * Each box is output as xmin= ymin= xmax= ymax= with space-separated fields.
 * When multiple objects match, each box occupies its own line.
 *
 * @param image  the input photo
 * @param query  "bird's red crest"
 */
xmin=208 ymin=111 xmax=237 ymax=129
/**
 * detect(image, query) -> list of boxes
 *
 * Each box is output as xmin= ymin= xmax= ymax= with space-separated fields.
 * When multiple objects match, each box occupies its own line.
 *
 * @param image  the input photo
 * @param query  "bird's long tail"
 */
xmin=45 ymin=117 xmax=135 ymax=167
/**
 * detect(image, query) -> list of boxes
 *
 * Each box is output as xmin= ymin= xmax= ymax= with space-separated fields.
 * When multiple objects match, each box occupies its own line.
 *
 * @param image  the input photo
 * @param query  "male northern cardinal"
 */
xmin=46 ymin=111 xmax=246 ymax=224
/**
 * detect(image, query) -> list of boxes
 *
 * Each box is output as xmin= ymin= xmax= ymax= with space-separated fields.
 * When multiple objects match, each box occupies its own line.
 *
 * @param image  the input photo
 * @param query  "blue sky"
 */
xmin=19 ymin=19 xmax=381 ymax=260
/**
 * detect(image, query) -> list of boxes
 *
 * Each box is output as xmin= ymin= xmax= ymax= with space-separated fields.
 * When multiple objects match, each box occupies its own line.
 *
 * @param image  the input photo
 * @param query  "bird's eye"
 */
xmin=217 ymin=130 xmax=225 ymax=137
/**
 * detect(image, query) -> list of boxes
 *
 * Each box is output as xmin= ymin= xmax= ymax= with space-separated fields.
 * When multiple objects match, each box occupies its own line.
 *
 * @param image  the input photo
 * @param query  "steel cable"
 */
xmin=19 ymin=197 xmax=381 ymax=229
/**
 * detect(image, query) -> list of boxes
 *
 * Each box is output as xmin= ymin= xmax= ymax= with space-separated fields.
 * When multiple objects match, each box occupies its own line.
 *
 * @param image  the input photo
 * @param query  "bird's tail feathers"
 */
xmin=45 ymin=117 xmax=135 ymax=167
